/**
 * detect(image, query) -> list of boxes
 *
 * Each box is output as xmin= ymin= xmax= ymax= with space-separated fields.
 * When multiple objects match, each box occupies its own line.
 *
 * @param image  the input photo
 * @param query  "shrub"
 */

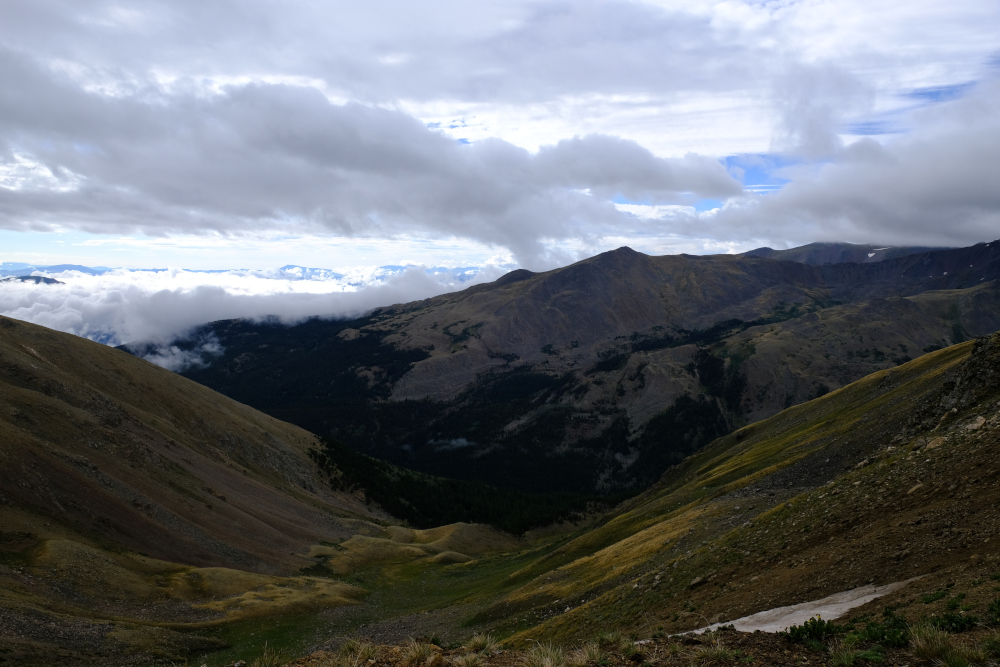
xmin=784 ymin=617 xmax=843 ymax=643
xmin=851 ymin=615 xmax=909 ymax=648
xmin=921 ymin=590 xmax=948 ymax=604
xmin=987 ymin=598 xmax=1000 ymax=625
xmin=946 ymin=593 xmax=967 ymax=610
xmin=930 ymin=613 xmax=979 ymax=633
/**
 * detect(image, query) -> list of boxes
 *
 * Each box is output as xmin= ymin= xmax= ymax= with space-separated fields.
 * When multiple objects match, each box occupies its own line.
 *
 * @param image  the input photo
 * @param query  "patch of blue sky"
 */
xmin=611 ymin=194 xmax=643 ymax=205
xmin=694 ymin=199 xmax=722 ymax=212
xmin=723 ymin=154 xmax=795 ymax=195
xmin=844 ymin=120 xmax=904 ymax=136
xmin=905 ymin=81 xmax=976 ymax=104
xmin=456 ymin=137 xmax=471 ymax=144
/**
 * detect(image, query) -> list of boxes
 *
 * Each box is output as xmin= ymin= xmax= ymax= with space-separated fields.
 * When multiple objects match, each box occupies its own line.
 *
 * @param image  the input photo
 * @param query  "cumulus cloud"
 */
xmin=707 ymin=80 xmax=1000 ymax=247
xmin=0 ymin=264 xmax=510 ymax=359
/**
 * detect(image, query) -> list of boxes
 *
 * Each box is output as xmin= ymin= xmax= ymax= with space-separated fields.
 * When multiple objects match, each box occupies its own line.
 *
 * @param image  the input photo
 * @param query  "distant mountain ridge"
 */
xmin=743 ymin=241 xmax=947 ymax=265
xmin=154 ymin=239 xmax=1000 ymax=496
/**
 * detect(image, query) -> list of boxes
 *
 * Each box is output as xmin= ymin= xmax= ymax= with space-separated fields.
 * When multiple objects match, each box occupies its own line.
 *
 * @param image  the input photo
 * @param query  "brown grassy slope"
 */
xmin=0 ymin=315 xmax=381 ymax=574
xmin=372 ymin=244 xmax=1000 ymax=402
xmin=729 ymin=282 xmax=1000 ymax=422
xmin=455 ymin=333 xmax=1000 ymax=642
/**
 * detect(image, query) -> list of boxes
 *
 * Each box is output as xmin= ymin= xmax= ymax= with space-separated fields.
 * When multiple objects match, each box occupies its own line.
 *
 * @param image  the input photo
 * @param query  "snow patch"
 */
xmin=694 ymin=577 xmax=923 ymax=634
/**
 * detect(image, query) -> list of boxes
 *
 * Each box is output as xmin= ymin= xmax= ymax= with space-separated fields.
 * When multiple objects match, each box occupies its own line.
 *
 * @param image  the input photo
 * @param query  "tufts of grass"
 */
xmin=339 ymin=638 xmax=378 ymax=667
xmin=803 ymin=639 xmax=827 ymax=653
xmin=466 ymin=632 xmax=500 ymax=654
xmin=451 ymin=653 xmax=483 ymax=667
xmin=984 ymin=632 xmax=1000 ymax=659
xmin=661 ymin=641 xmax=684 ymax=657
xmin=403 ymin=639 xmax=437 ymax=666
xmin=523 ymin=642 xmax=565 ymax=667
xmin=690 ymin=637 xmax=738 ymax=664
xmin=593 ymin=630 xmax=628 ymax=649
xmin=250 ymin=641 xmax=283 ymax=667
xmin=910 ymin=623 xmax=960 ymax=663
xmin=567 ymin=642 xmax=604 ymax=666
xmin=828 ymin=640 xmax=859 ymax=666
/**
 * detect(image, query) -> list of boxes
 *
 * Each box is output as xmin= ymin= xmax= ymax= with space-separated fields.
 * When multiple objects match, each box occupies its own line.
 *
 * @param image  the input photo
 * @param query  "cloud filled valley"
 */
xmin=0 ymin=263 xmax=508 ymax=368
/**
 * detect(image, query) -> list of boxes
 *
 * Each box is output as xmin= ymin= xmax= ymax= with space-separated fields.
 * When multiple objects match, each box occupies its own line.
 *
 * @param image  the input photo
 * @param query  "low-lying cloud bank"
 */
xmin=0 ymin=264 xmax=507 ymax=369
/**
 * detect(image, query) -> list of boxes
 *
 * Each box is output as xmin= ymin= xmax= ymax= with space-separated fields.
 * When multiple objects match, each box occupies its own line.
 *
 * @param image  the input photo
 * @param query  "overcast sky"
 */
xmin=0 ymin=0 xmax=997 ymax=273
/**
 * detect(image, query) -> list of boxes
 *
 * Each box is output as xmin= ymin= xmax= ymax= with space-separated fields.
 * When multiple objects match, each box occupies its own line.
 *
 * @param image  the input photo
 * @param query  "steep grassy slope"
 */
xmin=170 ymin=242 xmax=1000 ymax=494
xmin=0 ymin=316 xmax=391 ymax=663
xmin=228 ymin=330 xmax=1000 ymax=667
xmin=460 ymin=332 xmax=1000 ymax=644
xmin=0 ymin=315 xmax=379 ymax=571
xmin=0 ymin=316 xmax=572 ymax=665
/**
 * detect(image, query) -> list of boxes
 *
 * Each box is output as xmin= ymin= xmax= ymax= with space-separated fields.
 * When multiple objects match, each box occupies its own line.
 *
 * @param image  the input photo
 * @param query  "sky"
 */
xmin=1 ymin=0 xmax=999 ymax=352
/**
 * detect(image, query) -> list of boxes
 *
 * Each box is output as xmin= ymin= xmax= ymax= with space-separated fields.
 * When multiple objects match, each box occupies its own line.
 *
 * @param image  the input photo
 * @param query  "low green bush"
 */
xmin=784 ymin=617 xmax=844 ymax=643
xmin=987 ymin=598 xmax=1000 ymax=625
xmin=930 ymin=613 xmax=979 ymax=633
xmin=922 ymin=590 xmax=948 ymax=604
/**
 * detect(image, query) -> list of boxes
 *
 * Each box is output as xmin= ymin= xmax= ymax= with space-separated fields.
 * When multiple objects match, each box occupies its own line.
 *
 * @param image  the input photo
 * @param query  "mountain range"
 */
xmin=4 ymin=257 xmax=1000 ymax=664
xmin=142 ymin=240 xmax=1000 ymax=497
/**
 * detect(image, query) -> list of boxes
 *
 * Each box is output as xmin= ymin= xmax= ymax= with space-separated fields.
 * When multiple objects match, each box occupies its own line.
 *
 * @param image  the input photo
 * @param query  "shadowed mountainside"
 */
xmin=444 ymin=330 xmax=1000 ymax=646
xmin=248 ymin=331 xmax=1000 ymax=667
xmin=166 ymin=240 xmax=1000 ymax=495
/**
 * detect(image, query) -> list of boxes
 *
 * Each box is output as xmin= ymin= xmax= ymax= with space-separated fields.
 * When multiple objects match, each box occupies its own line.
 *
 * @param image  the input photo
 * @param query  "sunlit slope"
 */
xmin=479 ymin=336 xmax=1000 ymax=641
